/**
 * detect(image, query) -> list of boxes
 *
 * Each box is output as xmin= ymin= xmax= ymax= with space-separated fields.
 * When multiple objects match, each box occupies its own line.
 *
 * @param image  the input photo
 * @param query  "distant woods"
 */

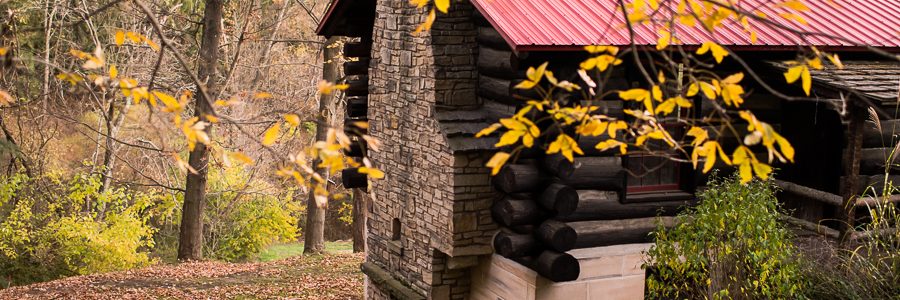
xmin=0 ymin=0 xmax=360 ymax=282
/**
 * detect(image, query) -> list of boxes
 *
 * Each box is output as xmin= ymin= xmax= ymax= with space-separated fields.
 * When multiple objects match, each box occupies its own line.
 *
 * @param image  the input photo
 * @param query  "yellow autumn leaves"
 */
xmin=56 ymin=28 xmax=383 ymax=194
xmin=411 ymin=0 xmax=450 ymax=35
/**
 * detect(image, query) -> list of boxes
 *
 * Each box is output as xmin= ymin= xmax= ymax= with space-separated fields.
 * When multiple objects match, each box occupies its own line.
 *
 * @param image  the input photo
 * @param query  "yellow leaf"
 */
xmin=284 ymin=114 xmax=301 ymax=127
xmin=655 ymin=98 xmax=677 ymax=115
xmin=486 ymin=152 xmax=511 ymax=175
xmin=0 ymin=47 xmax=8 ymax=56
xmin=546 ymin=134 xmax=583 ymax=162
xmin=784 ymin=65 xmax=803 ymax=83
xmin=414 ymin=9 xmax=437 ymax=35
xmin=651 ymin=85 xmax=663 ymax=102
xmin=262 ymin=123 xmax=281 ymax=146
xmin=686 ymin=126 xmax=708 ymax=146
xmin=205 ymin=114 xmax=219 ymax=123
xmin=434 ymin=0 xmax=450 ymax=13
xmin=775 ymin=133 xmax=795 ymax=162
xmin=153 ymin=91 xmax=181 ymax=111
xmin=656 ymin=28 xmax=671 ymax=50
xmin=359 ymin=167 xmax=385 ymax=179
xmin=801 ymin=67 xmax=811 ymax=96
xmin=109 ymin=65 xmax=118 ymax=79
xmin=476 ymin=123 xmax=502 ymax=138
xmin=254 ymin=92 xmax=273 ymax=99
xmin=696 ymin=41 xmax=728 ymax=63
xmin=352 ymin=121 xmax=369 ymax=129
xmin=827 ymin=54 xmax=844 ymax=69
xmin=779 ymin=0 xmax=809 ymax=11
xmin=0 ymin=90 xmax=14 ymax=106
xmin=779 ymin=12 xmax=808 ymax=25
xmin=496 ymin=131 xmax=524 ymax=147
xmin=700 ymin=82 xmax=718 ymax=100
xmin=114 ymin=31 xmax=125 ymax=46
xmin=228 ymin=152 xmax=254 ymax=165
xmin=687 ymin=82 xmax=699 ymax=97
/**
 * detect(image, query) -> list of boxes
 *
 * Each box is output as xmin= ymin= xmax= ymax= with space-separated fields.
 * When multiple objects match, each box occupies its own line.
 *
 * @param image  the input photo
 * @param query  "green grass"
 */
xmin=257 ymin=241 xmax=353 ymax=262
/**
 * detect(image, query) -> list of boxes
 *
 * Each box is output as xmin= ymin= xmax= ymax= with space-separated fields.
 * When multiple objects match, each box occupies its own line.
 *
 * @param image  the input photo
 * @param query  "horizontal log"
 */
xmin=344 ymin=140 xmax=365 ymax=157
xmin=843 ymin=174 xmax=900 ymax=195
xmin=477 ymin=46 xmax=521 ymax=79
xmin=533 ymin=251 xmax=580 ymax=282
xmin=856 ymin=194 xmax=900 ymax=207
xmin=342 ymin=168 xmax=367 ymax=190
xmin=343 ymin=42 xmax=371 ymax=58
xmin=491 ymin=197 xmax=547 ymax=227
xmin=347 ymin=76 xmax=368 ymax=93
xmin=476 ymin=26 xmax=511 ymax=50
xmin=477 ymin=75 xmax=515 ymax=104
xmin=538 ymin=183 xmax=578 ymax=213
xmin=862 ymin=119 xmax=900 ymax=148
xmin=493 ymin=163 xmax=546 ymax=194
xmin=557 ymin=157 xmax=625 ymax=191
xmin=774 ymin=179 xmax=843 ymax=207
xmin=545 ymin=156 xmax=620 ymax=178
xmin=779 ymin=215 xmax=839 ymax=239
xmin=775 ymin=179 xmax=900 ymax=207
xmin=344 ymin=59 xmax=369 ymax=76
xmin=494 ymin=231 xmax=542 ymax=258
xmin=859 ymin=147 xmax=900 ymax=174
xmin=537 ymin=217 xmax=676 ymax=252
xmin=346 ymin=96 xmax=368 ymax=119
xmin=344 ymin=120 xmax=367 ymax=136
xmin=555 ymin=190 xmax=693 ymax=222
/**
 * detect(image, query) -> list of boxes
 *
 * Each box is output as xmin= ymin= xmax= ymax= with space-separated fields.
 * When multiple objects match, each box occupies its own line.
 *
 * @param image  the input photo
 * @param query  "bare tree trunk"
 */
xmin=303 ymin=36 xmax=339 ymax=255
xmin=352 ymin=188 xmax=367 ymax=253
xmin=99 ymin=99 xmax=131 ymax=193
xmin=178 ymin=0 xmax=224 ymax=261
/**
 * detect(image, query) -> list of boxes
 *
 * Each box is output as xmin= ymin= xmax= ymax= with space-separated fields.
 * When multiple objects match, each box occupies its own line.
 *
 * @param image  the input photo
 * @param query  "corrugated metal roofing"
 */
xmin=470 ymin=0 xmax=900 ymax=51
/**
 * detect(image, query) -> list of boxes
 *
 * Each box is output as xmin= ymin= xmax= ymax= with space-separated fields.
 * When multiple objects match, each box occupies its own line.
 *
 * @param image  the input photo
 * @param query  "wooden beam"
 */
xmin=773 ymin=179 xmax=843 ymax=207
xmin=491 ymin=197 xmax=546 ymax=227
xmin=840 ymin=106 xmax=866 ymax=243
xmin=537 ymin=217 xmax=676 ymax=252
xmin=346 ymin=96 xmax=368 ymax=119
xmin=477 ymin=46 xmax=520 ymax=79
xmin=342 ymin=168 xmax=367 ymax=190
xmin=532 ymin=251 xmax=580 ymax=282
xmin=344 ymin=59 xmax=369 ymax=76
xmin=779 ymin=215 xmax=840 ymax=239
xmin=494 ymin=163 xmax=546 ymax=194
xmin=555 ymin=190 xmax=693 ymax=222
xmin=477 ymin=75 xmax=515 ymax=103
xmin=343 ymin=42 xmax=371 ymax=58
xmin=494 ymin=231 xmax=542 ymax=258
xmin=476 ymin=26 xmax=511 ymax=50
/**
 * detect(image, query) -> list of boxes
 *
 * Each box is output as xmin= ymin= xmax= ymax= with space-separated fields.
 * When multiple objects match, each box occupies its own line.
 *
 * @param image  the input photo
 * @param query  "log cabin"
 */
xmin=317 ymin=0 xmax=900 ymax=299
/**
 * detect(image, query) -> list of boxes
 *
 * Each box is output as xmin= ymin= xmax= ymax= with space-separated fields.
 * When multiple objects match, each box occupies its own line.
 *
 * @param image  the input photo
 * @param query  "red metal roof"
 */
xmin=471 ymin=0 xmax=900 ymax=52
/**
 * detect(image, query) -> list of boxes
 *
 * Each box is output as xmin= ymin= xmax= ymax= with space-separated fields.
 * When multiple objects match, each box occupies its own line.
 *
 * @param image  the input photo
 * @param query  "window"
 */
xmin=625 ymin=154 xmax=681 ymax=193
xmin=391 ymin=218 xmax=401 ymax=241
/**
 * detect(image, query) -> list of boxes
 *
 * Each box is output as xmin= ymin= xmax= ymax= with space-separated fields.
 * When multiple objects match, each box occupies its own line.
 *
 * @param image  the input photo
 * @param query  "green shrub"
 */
xmin=0 ymin=172 xmax=162 ymax=287
xmin=199 ymin=166 xmax=300 ymax=262
xmin=645 ymin=174 xmax=806 ymax=300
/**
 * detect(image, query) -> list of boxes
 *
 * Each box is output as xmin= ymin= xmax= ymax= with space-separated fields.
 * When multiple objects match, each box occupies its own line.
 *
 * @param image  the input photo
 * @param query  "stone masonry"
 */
xmin=365 ymin=0 xmax=494 ymax=299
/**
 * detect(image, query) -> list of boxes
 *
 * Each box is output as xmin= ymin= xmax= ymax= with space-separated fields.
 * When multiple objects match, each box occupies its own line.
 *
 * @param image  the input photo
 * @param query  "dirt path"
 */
xmin=0 ymin=253 xmax=364 ymax=300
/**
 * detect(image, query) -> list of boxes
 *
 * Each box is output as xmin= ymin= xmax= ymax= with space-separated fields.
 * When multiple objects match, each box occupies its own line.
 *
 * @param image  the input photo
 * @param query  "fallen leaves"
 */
xmin=0 ymin=254 xmax=365 ymax=300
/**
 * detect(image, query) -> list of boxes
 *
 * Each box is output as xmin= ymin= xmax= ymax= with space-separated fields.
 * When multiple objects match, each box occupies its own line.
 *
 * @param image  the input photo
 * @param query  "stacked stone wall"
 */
xmin=366 ymin=0 xmax=484 ymax=298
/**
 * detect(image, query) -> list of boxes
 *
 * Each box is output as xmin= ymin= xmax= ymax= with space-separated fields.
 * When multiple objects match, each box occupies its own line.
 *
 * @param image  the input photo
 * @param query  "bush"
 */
xmin=645 ymin=174 xmax=806 ymax=299
xmin=0 ymin=172 xmax=163 ymax=287
xmin=187 ymin=166 xmax=300 ymax=262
